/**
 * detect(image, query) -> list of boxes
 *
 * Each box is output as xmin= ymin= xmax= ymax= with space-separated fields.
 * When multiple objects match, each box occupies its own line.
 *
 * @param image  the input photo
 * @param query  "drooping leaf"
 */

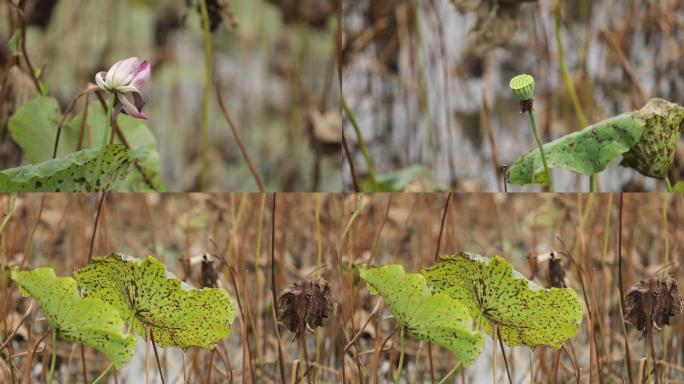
xmin=422 ymin=253 xmax=583 ymax=349
xmin=620 ymin=98 xmax=684 ymax=178
xmin=11 ymin=268 xmax=135 ymax=367
xmin=74 ymin=254 xmax=235 ymax=349
xmin=507 ymin=98 xmax=684 ymax=184
xmin=0 ymin=144 xmax=134 ymax=192
xmin=359 ymin=264 xmax=484 ymax=365
xmin=8 ymin=95 xmax=164 ymax=191
xmin=507 ymin=114 xmax=642 ymax=185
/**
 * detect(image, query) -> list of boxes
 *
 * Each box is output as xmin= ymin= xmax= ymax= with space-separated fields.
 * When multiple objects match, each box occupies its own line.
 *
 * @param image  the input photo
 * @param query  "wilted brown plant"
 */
xmin=277 ymin=276 xmax=336 ymax=339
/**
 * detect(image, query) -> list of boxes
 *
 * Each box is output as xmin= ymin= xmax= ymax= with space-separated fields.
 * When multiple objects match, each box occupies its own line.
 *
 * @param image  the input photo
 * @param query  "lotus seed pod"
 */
xmin=620 ymin=98 xmax=684 ymax=178
xmin=509 ymin=74 xmax=535 ymax=101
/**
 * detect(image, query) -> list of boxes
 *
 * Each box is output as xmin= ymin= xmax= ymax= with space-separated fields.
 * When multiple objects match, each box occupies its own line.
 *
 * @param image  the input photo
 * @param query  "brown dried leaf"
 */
xmin=277 ymin=276 xmax=336 ymax=339
xmin=624 ymin=276 xmax=683 ymax=337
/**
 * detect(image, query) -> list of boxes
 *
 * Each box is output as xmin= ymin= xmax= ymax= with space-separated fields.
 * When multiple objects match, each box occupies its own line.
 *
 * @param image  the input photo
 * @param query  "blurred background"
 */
xmin=0 ymin=0 xmax=341 ymax=191
xmin=342 ymin=0 xmax=684 ymax=192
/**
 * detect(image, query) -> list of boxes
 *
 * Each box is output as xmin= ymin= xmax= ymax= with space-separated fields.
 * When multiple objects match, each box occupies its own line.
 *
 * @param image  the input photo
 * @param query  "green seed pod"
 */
xmin=509 ymin=74 xmax=535 ymax=101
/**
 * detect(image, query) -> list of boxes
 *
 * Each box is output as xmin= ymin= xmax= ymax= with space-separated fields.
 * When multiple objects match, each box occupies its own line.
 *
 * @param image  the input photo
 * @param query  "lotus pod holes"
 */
xmin=510 ymin=74 xmax=535 ymax=113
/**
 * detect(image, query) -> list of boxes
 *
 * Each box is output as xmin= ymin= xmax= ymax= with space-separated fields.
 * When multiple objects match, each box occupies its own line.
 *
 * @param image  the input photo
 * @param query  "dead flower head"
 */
xmin=624 ymin=276 xmax=683 ymax=337
xmin=277 ymin=276 xmax=336 ymax=339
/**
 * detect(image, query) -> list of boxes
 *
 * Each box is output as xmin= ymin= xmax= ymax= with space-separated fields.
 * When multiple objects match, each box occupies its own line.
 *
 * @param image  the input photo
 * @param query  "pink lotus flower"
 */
xmin=95 ymin=57 xmax=150 ymax=119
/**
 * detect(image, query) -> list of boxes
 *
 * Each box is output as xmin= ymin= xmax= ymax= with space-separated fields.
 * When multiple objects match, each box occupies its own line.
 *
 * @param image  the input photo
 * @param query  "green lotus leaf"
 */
xmin=74 ymin=254 xmax=235 ymax=349
xmin=359 ymin=264 xmax=484 ymax=365
xmin=11 ymin=268 xmax=135 ymax=367
xmin=507 ymin=98 xmax=684 ymax=185
xmin=8 ymin=95 xmax=164 ymax=191
xmin=507 ymin=114 xmax=642 ymax=185
xmin=422 ymin=253 xmax=583 ymax=349
xmin=0 ymin=144 xmax=133 ymax=192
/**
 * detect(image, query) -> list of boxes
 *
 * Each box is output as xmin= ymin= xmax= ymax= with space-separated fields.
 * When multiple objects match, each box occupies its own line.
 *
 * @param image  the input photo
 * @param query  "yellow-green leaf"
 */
xmin=74 ymin=254 xmax=235 ymax=349
xmin=11 ymin=268 xmax=135 ymax=367
xmin=359 ymin=264 xmax=484 ymax=365
xmin=423 ymin=252 xmax=583 ymax=349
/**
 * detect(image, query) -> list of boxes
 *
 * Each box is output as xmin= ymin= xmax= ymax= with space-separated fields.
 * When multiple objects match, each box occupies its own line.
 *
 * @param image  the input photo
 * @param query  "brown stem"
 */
xmin=617 ymin=193 xmax=635 ymax=384
xmin=150 ymin=331 xmax=166 ymax=384
xmin=341 ymin=129 xmax=360 ymax=191
xmin=215 ymin=84 xmax=265 ymax=192
xmin=434 ymin=192 xmax=452 ymax=261
xmin=270 ymin=194 xmax=287 ymax=384
xmin=87 ymin=193 xmax=107 ymax=262
xmin=80 ymin=344 xmax=88 ymax=383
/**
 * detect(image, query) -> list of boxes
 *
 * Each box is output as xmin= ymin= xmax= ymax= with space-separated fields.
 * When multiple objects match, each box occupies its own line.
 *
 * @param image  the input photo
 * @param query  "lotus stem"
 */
xmin=101 ymin=93 xmax=116 ymax=149
xmin=91 ymin=363 xmax=114 ymax=384
xmin=342 ymin=92 xmax=378 ymax=188
xmin=47 ymin=329 xmax=57 ymax=384
xmin=394 ymin=326 xmax=405 ymax=384
xmin=527 ymin=110 xmax=554 ymax=191
xmin=93 ymin=93 xmax=117 ymax=190
xmin=198 ymin=0 xmax=213 ymax=191
xmin=437 ymin=362 xmax=463 ymax=384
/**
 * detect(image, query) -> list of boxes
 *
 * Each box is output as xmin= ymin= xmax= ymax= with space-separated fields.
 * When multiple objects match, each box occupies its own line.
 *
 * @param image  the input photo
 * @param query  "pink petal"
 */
xmin=106 ymin=57 xmax=143 ymax=89
xmin=94 ymin=71 xmax=108 ymax=90
xmin=117 ymin=93 xmax=148 ymax=120
xmin=129 ymin=60 xmax=150 ymax=90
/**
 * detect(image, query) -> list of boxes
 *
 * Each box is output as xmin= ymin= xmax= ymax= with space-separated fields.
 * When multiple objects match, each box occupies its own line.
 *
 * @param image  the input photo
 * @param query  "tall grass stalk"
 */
xmin=198 ymin=0 xmax=213 ymax=191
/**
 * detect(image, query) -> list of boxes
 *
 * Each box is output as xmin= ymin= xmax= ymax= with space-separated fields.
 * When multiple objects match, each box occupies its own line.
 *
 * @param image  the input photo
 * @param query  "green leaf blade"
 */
xmin=359 ymin=264 xmax=484 ymax=365
xmin=423 ymin=253 xmax=584 ymax=349
xmin=507 ymin=114 xmax=644 ymax=185
xmin=74 ymin=254 xmax=235 ymax=349
xmin=0 ymin=144 xmax=133 ymax=192
xmin=10 ymin=268 xmax=135 ymax=367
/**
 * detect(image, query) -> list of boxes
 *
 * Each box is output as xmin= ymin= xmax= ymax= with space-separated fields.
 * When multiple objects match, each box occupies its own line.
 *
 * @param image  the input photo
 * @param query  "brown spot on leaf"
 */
xmin=624 ymin=276 xmax=683 ymax=337
xmin=277 ymin=276 xmax=336 ymax=339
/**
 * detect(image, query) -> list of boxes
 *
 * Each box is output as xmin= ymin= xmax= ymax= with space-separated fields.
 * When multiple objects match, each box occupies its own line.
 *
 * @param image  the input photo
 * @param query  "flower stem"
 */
xmin=394 ymin=326 xmax=405 ymax=384
xmin=47 ymin=328 xmax=57 ymax=384
xmin=91 ymin=363 xmax=114 ymax=384
xmin=93 ymin=93 xmax=117 ymax=190
xmin=101 ymin=93 xmax=116 ymax=149
xmin=527 ymin=110 xmax=553 ymax=191
xmin=665 ymin=175 xmax=673 ymax=192
xmin=198 ymin=0 xmax=213 ymax=191
xmin=437 ymin=362 xmax=463 ymax=384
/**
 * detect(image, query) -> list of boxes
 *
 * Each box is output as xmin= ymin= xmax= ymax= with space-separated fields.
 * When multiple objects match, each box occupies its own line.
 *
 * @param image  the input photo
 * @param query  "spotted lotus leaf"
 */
xmin=74 ymin=254 xmax=235 ymax=349
xmin=422 ymin=253 xmax=583 ymax=349
xmin=507 ymin=98 xmax=684 ymax=184
xmin=507 ymin=114 xmax=642 ymax=185
xmin=620 ymin=98 xmax=684 ymax=178
xmin=11 ymin=268 xmax=135 ymax=367
xmin=359 ymin=264 xmax=484 ymax=365
xmin=0 ymin=144 xmax=133 ymax=192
